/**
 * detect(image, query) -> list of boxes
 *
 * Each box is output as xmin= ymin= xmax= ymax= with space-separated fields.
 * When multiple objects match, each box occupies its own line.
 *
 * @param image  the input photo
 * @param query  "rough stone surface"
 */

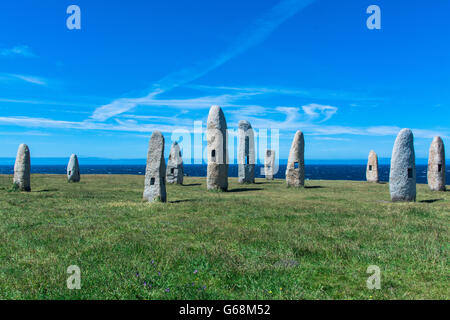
xmin=366 ymin=150 xmax=379 ymax=183
xmin=238 ymin=120 xmax=255 ymax=184
xmin=389 ymin=128 xmax=416 ymax=202
xmin=13 ymin=144 xmax=31 ymax=191
xmin=264 ymin=149 xmax=275 ymax=180
xmin=427 ymin=136 xmax=446 ymax=191
xmin=286 ymin=131 xmax=305 ymax=187
xmin=67 ymin=154 xmax=80 ymax=182
xmin=166 ymin=142 xmax=184 ymax=184
xmin=143 ymin=131 xmax=167 ymax=202
xmin=207 ymin=105 xmax=228 ymax=191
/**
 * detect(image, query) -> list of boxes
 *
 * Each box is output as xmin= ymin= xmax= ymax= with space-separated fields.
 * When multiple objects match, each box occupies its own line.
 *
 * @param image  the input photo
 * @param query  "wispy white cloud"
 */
xmin=302 ymin=103 xmax=338 ymax=122
xmin=0 ymin=45 xmax=36 ymax=58
xmin=91 ymin=0 xmax=317 ymax=121
xmin=0 ymin=73 xmax=48 ymax=86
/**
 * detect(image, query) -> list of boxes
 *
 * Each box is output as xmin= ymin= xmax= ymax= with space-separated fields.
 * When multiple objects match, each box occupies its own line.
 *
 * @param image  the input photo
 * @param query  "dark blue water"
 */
xmin=0 ymin=164 xmax=447 ymax=184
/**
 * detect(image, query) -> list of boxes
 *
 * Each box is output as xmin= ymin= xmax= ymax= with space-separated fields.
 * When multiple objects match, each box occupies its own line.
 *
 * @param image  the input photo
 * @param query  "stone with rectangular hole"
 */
xmin=427 ymin=136 xmax=446 ymax=191
xmin=166 ymin=141 xmax=184 ymax=184
xmin=366 ymin=150 xmax=379 ymax=183
xmin=207 ymin=105 xmax=228 ymax=191
xmin=265 ymin=149 xmax=275 ymax=180
xmin=286 ymin=131 xmax=305 ymax=187
xmin=389 ymin=128 xmax=416 ymax=201
xmin=238 ymin=120 xmax=255 ymax=184
xmin=143 ymin=131 xmax=167 ymax=202
xmin=67 ymin=154 xmax=80 ymax=182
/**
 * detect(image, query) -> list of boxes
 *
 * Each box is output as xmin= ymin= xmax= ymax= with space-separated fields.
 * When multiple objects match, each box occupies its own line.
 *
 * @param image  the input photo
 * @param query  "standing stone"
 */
xmin=427 ymin=136 xmax=446 ymax=191
xmin=13 ymin=143 xmax=31 ymax=191
xmin=207 ymin=105 xmax=228 ymax=191
xmin=67 ymin=154 xmax=80 ymax=182
xmin=166 ymin=142 xmax=184 ymax=184
xmin=264 ymin=149 xmax=275 ymax=180
xmin=143 ymin=131 xmax=167 ymax=202
xmin=238 ymin=120 xmax=255 ymax=184
xmin=389 ymin=128 xmax=416 ymax=202
xmin=286 ymin=131 xmax=305 ymax=187
xmin=366 ymin=150 xmax=379 ymax=183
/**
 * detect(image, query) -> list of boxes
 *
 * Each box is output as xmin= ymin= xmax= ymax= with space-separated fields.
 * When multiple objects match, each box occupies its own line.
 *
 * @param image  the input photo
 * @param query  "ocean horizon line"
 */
xmin=0 ymin=157 xmax=438 ymax=166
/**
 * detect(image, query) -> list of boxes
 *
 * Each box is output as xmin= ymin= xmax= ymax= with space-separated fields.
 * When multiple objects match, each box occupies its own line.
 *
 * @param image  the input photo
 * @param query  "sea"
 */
xmin=0 ymin=163 xmax=448 ymax=184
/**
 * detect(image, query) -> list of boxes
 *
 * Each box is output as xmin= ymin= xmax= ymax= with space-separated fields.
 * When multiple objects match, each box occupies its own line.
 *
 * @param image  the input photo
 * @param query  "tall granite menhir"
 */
xmin=143 ymin=131 xmax=167 ymax=202
xmin=286 ymin=131 xmax=305 ymax=187
xmin=389 ymin=128 xmax=416 ymax=202
xmin=264 ymin=149 xmax=275 ymax=180
xmin=207 ymin=105 xmax=228 ymax=191
xmin=366 ymin=150 xmax=379 ymax=183
xmin=67 ymin=154 xmax=80 ymax=182
xmin=427 ymin=136 xmax=446 ymax=191
xmin=238 ymin=120 xmax=255 ymax=184
xmin=166 ymin=142 xmax=184 ymax=184
xmin=13 ymin=144 xmax=31 ymax=191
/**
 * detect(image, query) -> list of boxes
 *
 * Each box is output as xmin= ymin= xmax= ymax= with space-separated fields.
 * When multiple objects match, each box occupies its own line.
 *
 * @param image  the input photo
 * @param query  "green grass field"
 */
xmin=0 ymin=174 xmax=448 ymax=300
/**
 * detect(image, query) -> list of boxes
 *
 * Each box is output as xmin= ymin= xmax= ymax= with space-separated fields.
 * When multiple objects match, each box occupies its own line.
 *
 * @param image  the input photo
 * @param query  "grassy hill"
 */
xmin=0 ymin=174 xmax=448 ymax=299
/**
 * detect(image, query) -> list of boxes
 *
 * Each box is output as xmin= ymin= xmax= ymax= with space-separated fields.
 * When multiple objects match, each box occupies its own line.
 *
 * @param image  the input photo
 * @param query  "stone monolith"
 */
xmin=166 ymin=142 xmax=184 ymax=184
xmin=389 ymin=128 xmax=416 ymax=202
xmin=207 ymin=105 xmax=228 ymax=191
xmin=67 ymin=154 xmax=80 ymax=182
xmin=427 ymin=136 xmax=446 ymax=191
xmin=264 ymin=149 xmax=275 ymax=180
xmin=366 ymin=150 xmax=379 ymax=183
xmin=13 ymin=143 xmax=31 ymax=191
xmin=143 ymin=131 xmax=167 ymax=202
xmin=238 ymin=120 xmax=255 ymax=184
xmin=286 ymin=131 xmax=305 ymax=187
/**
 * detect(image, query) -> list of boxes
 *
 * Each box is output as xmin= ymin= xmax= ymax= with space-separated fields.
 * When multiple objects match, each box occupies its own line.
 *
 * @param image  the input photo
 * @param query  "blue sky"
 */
xmin=0 ymin=0 xmax=449 ymax=163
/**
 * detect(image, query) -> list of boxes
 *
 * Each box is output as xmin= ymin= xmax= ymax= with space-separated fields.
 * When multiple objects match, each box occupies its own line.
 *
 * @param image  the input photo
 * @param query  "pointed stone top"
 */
xmin=294 ymin=130 xmax=304 ymax=139
xmin=152 ymin=130 xmax=163 ymax=136
xmin=369 ymin=150 xmax=377 ymax=157
xmin=207 ymin=105 xmax=227 ymax=130
xmin=398 ymin=128 xmax=413 ymax=138
xmin=432 ymin=136 xmax=443 ymax=144
xmin=238 ymin=120 xmax=252 ymax=130
xmin=70 ymin=153 xmax=78 ymax=159
xmin=18 ymin=143 xmax=29 ymax=152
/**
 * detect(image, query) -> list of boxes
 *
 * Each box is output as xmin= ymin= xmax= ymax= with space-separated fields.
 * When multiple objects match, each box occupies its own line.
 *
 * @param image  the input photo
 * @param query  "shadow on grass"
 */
xmin=419 ymin=199 xmax=444 ymax=203
xmin=305 ymin=186 xmax=326 ymax=189
xmin=169 ymin=199 xmax=197 ymax=204
xmin=227 ymin=188 xmax=263 ymax=193
xmin=35 ymin=189 xmax=58 ymax=192
xmin=181 ymin=183 xmax=202 ymax=187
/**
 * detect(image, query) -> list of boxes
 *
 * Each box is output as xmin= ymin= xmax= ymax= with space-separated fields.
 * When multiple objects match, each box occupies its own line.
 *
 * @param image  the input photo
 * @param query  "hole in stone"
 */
xmin=369 ymin=165 xmax=372 ymax=171
xmin=150 ymin=177 xmax=155 ymax=185
xmin=294 ymin=162 xmax=299 ymax=169
xmin=179 ymin=151 xmax=182 ymax=157
xmin=171 ymin=168 xmax=174 ymax=174
xmin=246 ymin=156 xmax=249 ymax=164
xmin=69 ymin=171 xmax=71 ymax=175
xmin=267 ymin=150 xmax=271 ymax=156
xmin=211 ymin=150 xmax=216 ymax=161
xmin=408 ymin=168 xmax=413 ymax=178
xmin=438 ymin=164 xmax=442 ymax=172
